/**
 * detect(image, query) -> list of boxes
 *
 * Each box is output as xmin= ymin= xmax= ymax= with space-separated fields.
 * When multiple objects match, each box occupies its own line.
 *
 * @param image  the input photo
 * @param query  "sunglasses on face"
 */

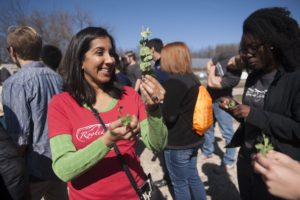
xmin=239 ymin=44 xmax=263 ymax=56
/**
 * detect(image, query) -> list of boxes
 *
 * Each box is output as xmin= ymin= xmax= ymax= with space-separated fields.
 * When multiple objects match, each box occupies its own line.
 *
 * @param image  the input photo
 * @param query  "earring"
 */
xmin=270 ymin=46 xmax=274 ymax=50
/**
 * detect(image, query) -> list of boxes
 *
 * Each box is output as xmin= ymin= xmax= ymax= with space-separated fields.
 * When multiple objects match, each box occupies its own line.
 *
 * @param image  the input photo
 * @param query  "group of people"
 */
xmin=0 ymin=6 xmax=300 ymax=200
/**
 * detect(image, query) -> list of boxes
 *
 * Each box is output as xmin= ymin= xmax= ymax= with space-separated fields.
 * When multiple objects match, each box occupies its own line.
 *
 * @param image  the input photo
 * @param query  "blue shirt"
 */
xmin=2 ymin=61 xmax=63 ymax=180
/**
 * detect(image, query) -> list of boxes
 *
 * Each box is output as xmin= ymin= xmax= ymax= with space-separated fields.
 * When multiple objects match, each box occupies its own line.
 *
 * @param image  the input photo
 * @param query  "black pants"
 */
xmin=0 ymin=126 xmax=28 ymax=200
xmin=237 ymin=149 xmax=283 ymax=200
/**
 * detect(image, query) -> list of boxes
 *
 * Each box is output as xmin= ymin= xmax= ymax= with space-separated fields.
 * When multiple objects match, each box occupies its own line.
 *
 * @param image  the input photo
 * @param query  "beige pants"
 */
xmin=30 ymin=180 xmax=68 ymax=200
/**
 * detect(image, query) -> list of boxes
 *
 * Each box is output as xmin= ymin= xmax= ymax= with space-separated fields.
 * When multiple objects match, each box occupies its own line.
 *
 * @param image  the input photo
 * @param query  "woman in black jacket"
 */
xmin=220 ymin=7 xmax=300 ymax=200
xmin=160 ymin=42 xmax=206 ymax=200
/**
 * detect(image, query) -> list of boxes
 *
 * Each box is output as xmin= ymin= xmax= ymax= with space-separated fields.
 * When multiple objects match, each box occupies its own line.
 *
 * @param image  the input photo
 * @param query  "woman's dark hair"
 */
xmin=60 ymin=26 xmax=123 ymax=106
xmin=242 ymin=7 xmax=300 ymax=71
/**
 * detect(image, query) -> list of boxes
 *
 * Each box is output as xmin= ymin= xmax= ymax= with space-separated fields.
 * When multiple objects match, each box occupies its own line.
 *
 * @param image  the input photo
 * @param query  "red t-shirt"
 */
xmin=48 ymin=87 xmax=147 ymax=200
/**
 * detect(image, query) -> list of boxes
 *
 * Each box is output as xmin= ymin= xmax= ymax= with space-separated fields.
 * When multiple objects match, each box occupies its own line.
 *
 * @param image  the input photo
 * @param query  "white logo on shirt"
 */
xmin=245 ymin=88 xmax=267 ymax=102
xmin=76 ymin=124 xmax=108 ymax=142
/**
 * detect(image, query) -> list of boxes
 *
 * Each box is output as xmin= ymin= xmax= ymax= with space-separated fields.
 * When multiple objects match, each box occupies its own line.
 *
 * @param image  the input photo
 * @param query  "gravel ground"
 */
xmin=138 ymin=122 xmax=241 ymax=200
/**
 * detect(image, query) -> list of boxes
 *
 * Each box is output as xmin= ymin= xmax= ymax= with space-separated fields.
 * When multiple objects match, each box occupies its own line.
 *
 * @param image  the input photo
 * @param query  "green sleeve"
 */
xmin=140 ymin=107 xmax=168 ymax=152
xmin=50 ymin=134 xmax=111 ymax=182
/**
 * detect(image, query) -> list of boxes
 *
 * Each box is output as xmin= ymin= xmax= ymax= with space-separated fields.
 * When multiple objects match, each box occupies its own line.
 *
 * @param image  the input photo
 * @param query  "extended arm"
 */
xmin=140 ymin=108 xmax=168 ymax=152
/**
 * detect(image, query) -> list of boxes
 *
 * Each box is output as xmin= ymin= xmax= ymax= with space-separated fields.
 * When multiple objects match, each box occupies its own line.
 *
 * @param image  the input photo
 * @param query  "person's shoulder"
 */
xmin=51 ymin=92 xmax=72 ymax=101
xmin=167 ymin=73 xmax=198 ymax=83
xmin=284 ymin=69 xmax=300 ymax=84
xmin=121 ymin=86 xmax=142 ymax=101
xmin=123 ymin=86 xmax=136 ymax=95
xmin=50 ymin=92 xmax=75 ymax=107
xmin=2 ymin=72 xmax=19 ymax=86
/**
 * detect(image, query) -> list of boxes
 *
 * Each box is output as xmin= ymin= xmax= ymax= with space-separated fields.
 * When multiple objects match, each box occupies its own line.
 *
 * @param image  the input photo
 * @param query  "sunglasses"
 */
xmin=239 ymin=44 xmax=264 ymax=56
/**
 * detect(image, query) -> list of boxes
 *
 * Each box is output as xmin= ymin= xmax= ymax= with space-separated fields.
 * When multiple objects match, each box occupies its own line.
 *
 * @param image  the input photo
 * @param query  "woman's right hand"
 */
xmin=101 ymin=115 xmax=140 ymax=146
xmin=253 ymin=151 xmax=300 ymax=200
xmin=139 ymin=75 xmax=166 ymax=111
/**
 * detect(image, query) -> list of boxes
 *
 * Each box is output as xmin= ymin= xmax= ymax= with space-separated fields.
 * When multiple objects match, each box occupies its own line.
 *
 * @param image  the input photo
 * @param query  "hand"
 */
xmin=134 ymin=79 xmax=142 ymax=92
xmin=206 ymin=60 xmax=222 ymax=88
xmin=102 ymin=115 xmax=140 ymax=144
xmin=254 ymin=151 xmax=300 ymax=172
xmin=139 ymin=75 xmax=165 ymax=110
xmin=253 ymin=151 xmax=300 ymax=200
xmin=227 ymin=55 xmax=245 ymax=70
xmin=206 ymin=59 xmax=214 ymax=74
xmin=219 ymin=97 xmax=240 ymax=109
xmin=230 ymin=104 xmax=250 ymax=119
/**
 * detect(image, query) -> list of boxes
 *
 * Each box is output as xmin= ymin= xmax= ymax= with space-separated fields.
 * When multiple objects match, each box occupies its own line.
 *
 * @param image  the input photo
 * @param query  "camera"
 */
xmin=215 ymin=62 xmax=225 ymax=76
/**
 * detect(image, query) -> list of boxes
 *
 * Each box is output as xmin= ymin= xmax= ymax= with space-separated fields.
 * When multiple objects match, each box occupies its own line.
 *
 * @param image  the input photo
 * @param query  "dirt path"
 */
xmin=138 ymin=122 xmax=241 ymax=200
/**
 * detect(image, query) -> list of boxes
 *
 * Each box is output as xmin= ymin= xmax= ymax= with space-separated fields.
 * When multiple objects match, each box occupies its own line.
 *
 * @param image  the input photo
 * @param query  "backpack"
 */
xmin=192 ymin=85 xmax=213 ymax=136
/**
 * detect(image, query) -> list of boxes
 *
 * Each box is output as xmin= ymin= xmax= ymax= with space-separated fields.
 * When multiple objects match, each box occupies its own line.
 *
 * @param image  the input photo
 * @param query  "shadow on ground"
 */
xmin=202 ymin=163 xmax=240 ymax=200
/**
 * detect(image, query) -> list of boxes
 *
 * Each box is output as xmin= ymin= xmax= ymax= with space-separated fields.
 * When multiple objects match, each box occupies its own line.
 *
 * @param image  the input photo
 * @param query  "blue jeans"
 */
xmin=164 ymin=148 xmax=206 ymax=200
xmin=202 ymin=102 xmax=236 ymax=165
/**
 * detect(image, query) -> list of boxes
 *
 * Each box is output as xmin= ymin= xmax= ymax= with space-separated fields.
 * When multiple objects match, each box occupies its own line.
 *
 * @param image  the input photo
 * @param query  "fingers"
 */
xmin=219 ymin=97 xmax=231 ymax=109
xmin=144 ymin=75 xmax=165 ymax=94
xmin=122 ymin=115 xmax=139 ymax=140
xmin=143 ymin=75 xmax=165 ymax=97
xmin=206 ymin=59 xmax=214 ymax=73
xmin=108 ymin=115 xmax=140 ymax=141
xmin=255 ymin=153 xmax=273 ymax=170
xmin=253 ymin=160 xmax=268 ymax=175
xmin=139 ymin=84 xmax=155 ymax=105
xmin=140 ymin=75 xmax=165 ymax=104
xmin=266 ymin=151 xmax=298 ymax=167
xmin=230 ymin=105 xmax=250 ymax=118
xmin=134 ymin=79 xmax=142 ymax=92
xmin=109 ymin=118 xmax=123 ymax=130
xmin=253 ymin=153 xmax=271 ymax=176
xmin=210 ymin=65 xmax=216 ymax=74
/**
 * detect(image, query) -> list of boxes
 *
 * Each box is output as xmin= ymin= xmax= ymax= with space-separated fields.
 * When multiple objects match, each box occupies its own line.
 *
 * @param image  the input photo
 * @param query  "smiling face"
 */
xmin=240 ymin=33 xmax=277 ymax=73
xmin=82 ymin=36 xmax=115 ymax=89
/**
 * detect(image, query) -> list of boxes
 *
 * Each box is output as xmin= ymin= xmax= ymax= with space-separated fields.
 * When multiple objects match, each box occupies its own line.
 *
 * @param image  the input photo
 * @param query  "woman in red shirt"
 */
xmin=48 ymin=27 xmax=167 ymax=200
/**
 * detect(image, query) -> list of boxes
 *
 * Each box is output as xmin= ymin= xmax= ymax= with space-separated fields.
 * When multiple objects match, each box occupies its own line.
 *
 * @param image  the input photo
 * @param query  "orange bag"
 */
xmin=192 ymin=85 xmax=213 ymax=136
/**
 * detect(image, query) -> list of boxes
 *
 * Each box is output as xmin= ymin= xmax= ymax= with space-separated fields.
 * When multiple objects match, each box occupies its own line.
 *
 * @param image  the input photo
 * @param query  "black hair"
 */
xmin=60 ymin=26 xmax=123 ymax=107
xmin=41 ymin=44 xmax=62 ymax=71
xmin=242 ymin=7 xmax=300 ymax=71
xmin=146 ymin=38 xmax=164 ymax=53
xmin=124 ymin=50 xmax=137 ymax=61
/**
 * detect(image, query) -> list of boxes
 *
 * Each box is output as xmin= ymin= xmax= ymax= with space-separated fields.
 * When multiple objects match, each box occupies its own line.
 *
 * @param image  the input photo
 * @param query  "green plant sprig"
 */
xmin=255 ymin=133 xmax=274 ymax=156
xmin=120 ymin=114 xmax=131 ymax=127
xmin=118 ymin=106 xmax=132 ymax=127
xmin=139 ymin=27 xmax=154 ymax=76
xmin=227 ymin=100 xmax=237 ymax=108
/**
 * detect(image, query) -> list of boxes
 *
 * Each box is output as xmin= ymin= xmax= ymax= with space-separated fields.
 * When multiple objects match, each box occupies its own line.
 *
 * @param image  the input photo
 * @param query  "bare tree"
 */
xmin=74 ymin=7 xmax=93 ymax=30
xmin=192 ymin=43 xmax=239 ymax=58
xmin=0 ymin=0 xmax=94 ymax=62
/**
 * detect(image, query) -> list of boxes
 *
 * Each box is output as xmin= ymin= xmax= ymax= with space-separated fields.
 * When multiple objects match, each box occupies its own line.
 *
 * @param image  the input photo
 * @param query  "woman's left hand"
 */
xmin=139 ymin=75 xmax=165 ymax=110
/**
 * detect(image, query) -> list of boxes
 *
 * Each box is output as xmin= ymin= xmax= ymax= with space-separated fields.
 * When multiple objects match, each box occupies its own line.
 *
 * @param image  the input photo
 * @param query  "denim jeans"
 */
xmin=202 ymin=102 xmax=236 ymax=165
xmin=164 ymin=148 xmax=206 ymax=200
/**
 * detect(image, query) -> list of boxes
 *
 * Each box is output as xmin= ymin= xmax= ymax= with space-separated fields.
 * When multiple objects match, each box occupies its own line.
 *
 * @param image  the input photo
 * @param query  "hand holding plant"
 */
xmin=118 ymin=106 xmax=132 ymax=128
